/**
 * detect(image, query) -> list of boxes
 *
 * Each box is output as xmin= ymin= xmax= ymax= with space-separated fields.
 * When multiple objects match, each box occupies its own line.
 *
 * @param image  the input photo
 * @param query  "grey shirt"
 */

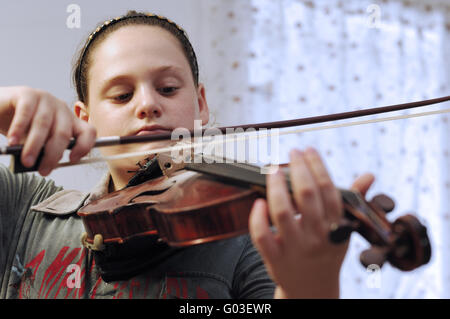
xmin=0 ymin=164 xmax=275 ymax=299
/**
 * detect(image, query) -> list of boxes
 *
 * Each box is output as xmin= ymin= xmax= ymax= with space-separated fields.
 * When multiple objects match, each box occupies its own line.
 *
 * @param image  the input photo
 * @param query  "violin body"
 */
xmin=78 ymin=169 xmax=261 ymax=249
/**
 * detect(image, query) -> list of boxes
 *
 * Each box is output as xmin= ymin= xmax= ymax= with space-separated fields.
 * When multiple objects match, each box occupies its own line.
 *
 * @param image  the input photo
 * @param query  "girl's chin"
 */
xmin=106 ymin=141 xmax=175 ymax=155
xmin=120 ymin=141 xmax=177 ymax=161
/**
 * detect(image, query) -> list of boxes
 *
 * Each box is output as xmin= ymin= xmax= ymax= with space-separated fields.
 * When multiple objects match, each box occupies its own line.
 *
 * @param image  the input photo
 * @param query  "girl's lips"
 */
xmin=136 ymin=129 xmax=172 ymax=136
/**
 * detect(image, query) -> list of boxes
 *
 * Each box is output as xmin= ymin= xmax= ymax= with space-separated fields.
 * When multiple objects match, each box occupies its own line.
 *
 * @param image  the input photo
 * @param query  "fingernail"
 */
xmin=264 ymin=165 xmax=280 ymax=175
xmin=8 ymin=136 xmax=18 ymax=146
xmin=253 ymin=198 xmax=264 ymax=209
xmin=69 ymin=154 xmax=80 ymax=163
xmin=305 ymin=147 xmax=317 ymax=155
xmin=40 ymin=168 xmax=51 ymax=176
xmin=24 ymin=155 xmax=34 ymax=167
xmin=289 ymin=149 xmax=303 ymax=158
xmin=268 ymin=168 xmax=283 ymax=180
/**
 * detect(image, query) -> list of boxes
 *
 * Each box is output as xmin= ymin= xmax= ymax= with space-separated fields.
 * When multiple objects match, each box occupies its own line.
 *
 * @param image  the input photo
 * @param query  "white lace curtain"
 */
xmin=196 ymin=0 xmax=450 ymax=298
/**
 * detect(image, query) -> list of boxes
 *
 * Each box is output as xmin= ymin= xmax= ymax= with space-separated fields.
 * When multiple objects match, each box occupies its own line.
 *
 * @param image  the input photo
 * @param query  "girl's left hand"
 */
xmin=249 ymin=147 xmax=374 ymax=298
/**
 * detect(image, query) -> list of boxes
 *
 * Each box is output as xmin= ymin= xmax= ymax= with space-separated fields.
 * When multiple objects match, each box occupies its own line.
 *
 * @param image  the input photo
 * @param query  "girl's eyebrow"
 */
xmin=99 ymin=65 xmax=185 ymax=94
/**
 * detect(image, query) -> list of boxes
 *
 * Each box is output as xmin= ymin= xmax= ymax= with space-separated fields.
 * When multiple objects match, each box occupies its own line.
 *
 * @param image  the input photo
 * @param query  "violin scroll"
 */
xmin=329 ymin=192 xmax=431 ymax=271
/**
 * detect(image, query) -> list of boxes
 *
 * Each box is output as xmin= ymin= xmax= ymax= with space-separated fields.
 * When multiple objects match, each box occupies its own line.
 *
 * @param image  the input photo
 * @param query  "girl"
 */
xmin=0 ymin=11 xmax=373 ymax=299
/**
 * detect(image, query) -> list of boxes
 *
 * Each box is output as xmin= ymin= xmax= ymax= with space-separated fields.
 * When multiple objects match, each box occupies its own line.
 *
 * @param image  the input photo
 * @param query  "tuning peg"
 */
xmin=329 ymin=219 xmax=359 ymax=243
xmin=359 ymin=246 xmax=389 ymax=268
xmin=388 ymin=214 xmax=432 ymax=270
xmin=370 ymin=194 xmax=395 ymax=214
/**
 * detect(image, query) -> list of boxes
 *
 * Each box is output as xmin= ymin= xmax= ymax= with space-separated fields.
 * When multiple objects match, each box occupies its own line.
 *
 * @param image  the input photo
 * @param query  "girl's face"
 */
xmin=75 ymin=25 xmax=209 ymax=167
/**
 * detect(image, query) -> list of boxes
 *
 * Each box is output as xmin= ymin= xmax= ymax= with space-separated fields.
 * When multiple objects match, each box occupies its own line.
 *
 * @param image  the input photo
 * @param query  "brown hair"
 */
xmin=72 ymin=10 xmax=199 ymax=103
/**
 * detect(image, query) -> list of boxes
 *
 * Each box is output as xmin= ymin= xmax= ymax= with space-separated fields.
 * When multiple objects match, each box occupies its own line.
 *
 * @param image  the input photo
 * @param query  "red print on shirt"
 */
xmin=15 ymin=247 xmax=210 ymax=299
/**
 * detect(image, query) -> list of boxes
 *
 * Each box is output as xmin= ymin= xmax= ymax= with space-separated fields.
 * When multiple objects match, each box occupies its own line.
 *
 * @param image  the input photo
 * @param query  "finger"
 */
xmin=303 ymin=147 xmax=342 ymax=224
xmin=7 ymin=95 xmax=39 ymax=146
xmin=249 ymin=199 xmax=279 ymax=262
xmin=69 ymin=119 xmax=97 ymax=163
xmin=37 ymin=108 xmax=73 ymax=175
xmin=20 ymin=99 xmax=54 ymax=168
xmin=351 ymin=173 xmax=375 ymax=197
xmin=266 ymin=169 xmax=299 ymax=245
xmin=288 ymin=149 xmax=324 ymax=235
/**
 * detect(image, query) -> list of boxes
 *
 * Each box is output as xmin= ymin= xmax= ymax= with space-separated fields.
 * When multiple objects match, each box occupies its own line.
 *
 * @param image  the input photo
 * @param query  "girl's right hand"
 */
xmin=0 ymin=86 xmax=97 ymax=176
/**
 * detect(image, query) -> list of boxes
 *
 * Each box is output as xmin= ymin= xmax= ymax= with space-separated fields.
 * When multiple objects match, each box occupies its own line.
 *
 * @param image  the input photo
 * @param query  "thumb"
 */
xmin=351 ymin=173 xmax=375 ymax=197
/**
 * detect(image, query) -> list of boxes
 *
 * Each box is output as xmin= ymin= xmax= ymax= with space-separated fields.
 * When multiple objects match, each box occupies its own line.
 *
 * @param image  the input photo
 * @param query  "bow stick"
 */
xmin=2 ymin=95 xmax=450 ymax=172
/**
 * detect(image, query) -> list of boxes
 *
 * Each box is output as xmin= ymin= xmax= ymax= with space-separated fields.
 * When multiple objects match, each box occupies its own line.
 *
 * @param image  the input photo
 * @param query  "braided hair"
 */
xmin=72 ymin=10 xmax=199 ymax=103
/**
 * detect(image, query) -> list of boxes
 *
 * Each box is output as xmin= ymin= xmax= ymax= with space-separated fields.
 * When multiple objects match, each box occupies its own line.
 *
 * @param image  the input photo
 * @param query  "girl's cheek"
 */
xmin=175 ymin=104 xmax=199 ymax=124
xmin=92 ymin=113 xmax=129 ymax=136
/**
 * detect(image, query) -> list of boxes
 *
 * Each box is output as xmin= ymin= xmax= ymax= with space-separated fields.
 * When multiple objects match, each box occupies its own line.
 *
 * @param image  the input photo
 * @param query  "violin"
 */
xmin=77 ymin=152 xmax=431 ymax=271
xmin=4 ymin=95 xmax=448 ymax=271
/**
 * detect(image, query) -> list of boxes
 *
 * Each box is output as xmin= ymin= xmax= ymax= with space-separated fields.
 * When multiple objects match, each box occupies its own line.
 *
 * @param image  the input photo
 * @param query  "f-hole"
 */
xmin=129 ymin=187 xmax=171 ymax=203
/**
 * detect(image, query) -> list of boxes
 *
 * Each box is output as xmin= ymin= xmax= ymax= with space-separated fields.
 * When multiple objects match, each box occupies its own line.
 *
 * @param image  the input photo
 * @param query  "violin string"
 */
xmin=184 ymin=153 xmax=391 ymax=242
xmin=55 ymin=107 xmax=450 ymax=169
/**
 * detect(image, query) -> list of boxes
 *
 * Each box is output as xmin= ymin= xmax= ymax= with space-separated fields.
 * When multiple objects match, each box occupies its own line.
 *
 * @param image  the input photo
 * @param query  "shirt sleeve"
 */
xmin=0 ymin=164 xmax=62 ymax=279
xmin=232 ymin=235 xmax=276 ymax=299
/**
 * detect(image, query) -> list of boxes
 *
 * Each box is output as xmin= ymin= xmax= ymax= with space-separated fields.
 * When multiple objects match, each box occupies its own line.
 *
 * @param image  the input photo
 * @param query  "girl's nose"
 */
xmin=135 ymin=87 xmax=162 ymax=119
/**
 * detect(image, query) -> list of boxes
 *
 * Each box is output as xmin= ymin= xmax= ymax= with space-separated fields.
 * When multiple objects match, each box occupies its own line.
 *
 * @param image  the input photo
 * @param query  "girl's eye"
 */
xmin=158 ymin=87 xmax=178 ymax=95
xmin=114 ymin=92 xmax=133 ymax=102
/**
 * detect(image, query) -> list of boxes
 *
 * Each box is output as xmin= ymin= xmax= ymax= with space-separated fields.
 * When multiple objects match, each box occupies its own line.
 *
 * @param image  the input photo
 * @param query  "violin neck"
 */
xmin=158 ymin=153 xmax=390 ymax=243
xmin=185 ymin=160 xmax=267 ymax=188
xmin=184 ymin=159 xmax=356 ymax=199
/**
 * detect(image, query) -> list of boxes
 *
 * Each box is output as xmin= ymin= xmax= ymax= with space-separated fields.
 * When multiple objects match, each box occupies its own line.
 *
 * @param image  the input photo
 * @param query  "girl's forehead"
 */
xmin=93 ymin=25 xmax=184 ymax=60
xmin=88 ymin=25 xmax=190 ymax=82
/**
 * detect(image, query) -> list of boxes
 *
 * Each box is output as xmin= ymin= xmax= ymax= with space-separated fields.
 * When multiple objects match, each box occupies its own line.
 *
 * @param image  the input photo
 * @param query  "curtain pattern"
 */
xmin=198 ymin=0 xmax=450 ymax=298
